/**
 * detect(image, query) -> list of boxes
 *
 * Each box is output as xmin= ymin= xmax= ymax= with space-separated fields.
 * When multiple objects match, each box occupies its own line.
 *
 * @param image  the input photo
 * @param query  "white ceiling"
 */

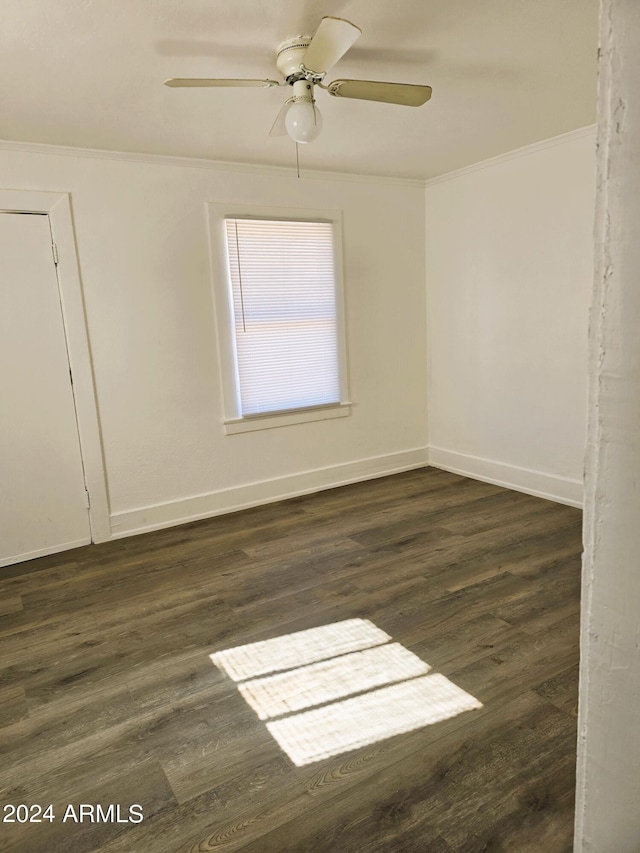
xmin=0 ymin=0 xmax=598 ymax=180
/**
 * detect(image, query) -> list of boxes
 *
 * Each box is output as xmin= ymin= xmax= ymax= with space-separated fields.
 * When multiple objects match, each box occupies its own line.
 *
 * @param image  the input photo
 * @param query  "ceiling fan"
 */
xmin=164 ymin=16 xmax=432 ymax=144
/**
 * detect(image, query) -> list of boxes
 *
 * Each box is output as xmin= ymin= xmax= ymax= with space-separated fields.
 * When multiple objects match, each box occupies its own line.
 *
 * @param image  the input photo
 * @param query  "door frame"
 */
xmin=0 ymin=189 xmax=110 ymax=543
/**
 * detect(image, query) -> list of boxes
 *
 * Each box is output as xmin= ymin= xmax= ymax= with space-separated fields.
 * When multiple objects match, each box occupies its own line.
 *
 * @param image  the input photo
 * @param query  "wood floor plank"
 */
xmin=0 ymin=596 xmax=24 ymax=618
xmin=176 ymin=687 xmax=566 ymax=853
xmin=533 ymin=662 xmax=580 ymax=717
xmin=0 ymin=760 xmax=175 ymax=853
xmin=0 ymin=467 xmax=583 ymax=852
xmin=0 ymin=685 xmax=28 ymax=728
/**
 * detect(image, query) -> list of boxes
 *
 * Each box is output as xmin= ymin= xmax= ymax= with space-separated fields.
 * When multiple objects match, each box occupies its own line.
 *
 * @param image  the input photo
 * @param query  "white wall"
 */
xmin=576 ymin=0 xmax=640 ymax=848
xmin=0 ymin=145 xmax=428 ymax=537
xmin=425 ymin=129 xmax=596 ymax=506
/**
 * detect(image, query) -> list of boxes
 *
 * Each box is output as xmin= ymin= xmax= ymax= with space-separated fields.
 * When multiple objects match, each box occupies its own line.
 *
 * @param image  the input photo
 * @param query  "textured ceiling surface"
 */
xmin=0 ymin=0 xmax=598 ymax=179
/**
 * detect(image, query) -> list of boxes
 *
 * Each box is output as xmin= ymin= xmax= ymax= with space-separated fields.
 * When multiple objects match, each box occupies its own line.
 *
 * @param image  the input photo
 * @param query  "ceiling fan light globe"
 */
xmin=285 ymin=101 xmax=323 ymax=143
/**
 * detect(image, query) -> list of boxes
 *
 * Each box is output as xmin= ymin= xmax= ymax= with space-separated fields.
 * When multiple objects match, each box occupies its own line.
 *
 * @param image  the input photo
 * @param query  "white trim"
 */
xmin=0 ymin=537 xmax=91 ymax=569
xmin=225 ymin=403 xmax=352 ymax=434
xmin=109 ymin=447 xmax=430 ymax=538
xmin=427 ymin=446 xmax=583 ymax=508
xmin=0 ymin=189 xmax=111 ymax=543
xmin=0 ymin=127 xmax=595 ymax=189
xmin=0 ymin=138 xmax=424 ymax=188
xmin=424 ymin=125 xmax=597 ymax=188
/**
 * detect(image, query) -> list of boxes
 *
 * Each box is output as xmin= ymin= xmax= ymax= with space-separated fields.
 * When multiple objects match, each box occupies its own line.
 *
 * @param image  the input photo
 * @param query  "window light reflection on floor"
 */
xmin=239 ymin=642 xmax=430 ymax=720
xmin=210 ymin=618 xmax=482 ymax=767
xmin=210 ymin=618 xmax=391 ymax=682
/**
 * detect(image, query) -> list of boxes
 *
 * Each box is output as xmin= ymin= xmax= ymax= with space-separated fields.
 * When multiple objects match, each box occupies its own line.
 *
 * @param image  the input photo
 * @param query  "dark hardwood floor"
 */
xmin=0 ymin=467 xmax=583 ymax=852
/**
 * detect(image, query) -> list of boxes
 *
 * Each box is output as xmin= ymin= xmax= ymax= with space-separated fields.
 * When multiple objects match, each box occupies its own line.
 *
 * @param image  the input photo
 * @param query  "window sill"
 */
xmin=224 ymin=403 xmax=352 ymax=434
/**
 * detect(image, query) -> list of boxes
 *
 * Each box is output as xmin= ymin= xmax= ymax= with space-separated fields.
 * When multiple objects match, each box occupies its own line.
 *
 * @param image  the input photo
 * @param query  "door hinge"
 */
xmin=85 ymin=489 xmax=91 ymax=509
xmin=51 ymin=242 xmax=59 ymax=265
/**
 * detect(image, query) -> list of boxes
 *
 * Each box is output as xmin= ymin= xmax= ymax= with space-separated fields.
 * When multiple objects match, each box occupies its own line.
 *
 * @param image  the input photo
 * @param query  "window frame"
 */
xmin=208 ymin=203 xmax=351 ymax=434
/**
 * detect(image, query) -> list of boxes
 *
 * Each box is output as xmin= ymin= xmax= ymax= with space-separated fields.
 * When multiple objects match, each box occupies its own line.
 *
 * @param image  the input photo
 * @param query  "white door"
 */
xmin=0 ymin=212 xmax=91 ymax=567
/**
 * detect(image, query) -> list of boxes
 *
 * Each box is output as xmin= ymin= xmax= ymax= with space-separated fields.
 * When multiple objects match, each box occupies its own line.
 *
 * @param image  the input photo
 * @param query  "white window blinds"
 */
xmin=224 ymin=217 xmax=341 ymax=417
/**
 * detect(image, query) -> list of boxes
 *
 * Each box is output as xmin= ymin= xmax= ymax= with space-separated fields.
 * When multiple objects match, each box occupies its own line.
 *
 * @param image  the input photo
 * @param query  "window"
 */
xmin=209 ymin=205 xmax=350 ymax=433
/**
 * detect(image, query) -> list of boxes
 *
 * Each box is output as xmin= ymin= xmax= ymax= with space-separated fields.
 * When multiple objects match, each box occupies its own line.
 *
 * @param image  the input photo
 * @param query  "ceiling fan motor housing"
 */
xmin=276 ymin=37 xmax=315 ymax=83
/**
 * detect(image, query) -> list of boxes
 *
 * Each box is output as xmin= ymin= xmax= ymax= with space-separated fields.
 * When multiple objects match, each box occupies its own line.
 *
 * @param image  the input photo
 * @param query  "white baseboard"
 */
xmin=0 ymin=537 xmax=91 ymax=569
xmin=109 ymin=447 xmax=430 ymax=539
xmin=427 ymin=446 xmax=583 ymax=508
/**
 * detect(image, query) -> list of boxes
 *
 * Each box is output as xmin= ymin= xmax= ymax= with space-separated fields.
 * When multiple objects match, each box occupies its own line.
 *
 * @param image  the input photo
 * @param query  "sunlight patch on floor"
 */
xmin=210 ymin=618 xmax=482 ymax=766
xmin=239 ymin=642 xmax=431 ymax=720
xmin=267 ymin=673 xmax=481 ymax=765
xmin=210 ymin=618 xmax=390 ymax=682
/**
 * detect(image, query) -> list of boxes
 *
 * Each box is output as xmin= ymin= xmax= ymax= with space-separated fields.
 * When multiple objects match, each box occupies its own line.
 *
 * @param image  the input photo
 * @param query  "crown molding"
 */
xmin=0 ymin=138 xmax=424 ymax=189
xmin=424 ymin=124 xmax=597 ymax=188
xmin=0 ymin=125 xmax=597 ymax=189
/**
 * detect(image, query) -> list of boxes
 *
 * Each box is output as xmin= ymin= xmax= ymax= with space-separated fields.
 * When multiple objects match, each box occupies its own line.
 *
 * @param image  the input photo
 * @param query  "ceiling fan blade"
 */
xmin=302 ymin=16 xmax=361 ymax=75
xmin=326 ymin=79 xmax=432 ymax=106
xmin=164 ymin=78 xmax=280 ymax=88
xmin=269 ymin=99 xmax=293 ymax=136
